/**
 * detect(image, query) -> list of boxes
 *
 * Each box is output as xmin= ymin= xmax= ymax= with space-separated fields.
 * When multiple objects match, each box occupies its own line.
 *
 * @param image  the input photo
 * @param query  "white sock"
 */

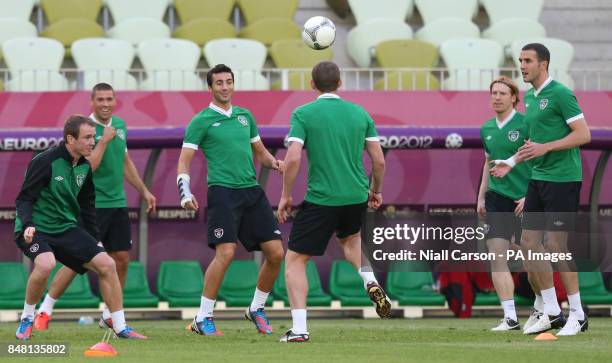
xmin=541 ymin=287 xmax=561 ymax=316
xmin=102 ymin=307 xmax=111 ymax=320
xmin=196 ymin=296 xmax=215 ymax=321
xmin=358 ymin=267 xmax=377 ymax=289
xmin=111 ymin=310 xmax=127 ymax=334
xmin=291 ymin=309 xmax=307 ymax=334
xmin=567 ymin=292 xmax=585 ymax=320
xmin=249 ymin=288 xmax=269 ymax=312
xmin=38 ymin=294 xmax=57 ymax=316
xmin=21 ymin=303 xmax=36 ymax=320
xmin=533 ymin=294 xmax=544 ymax=312
xmin=501 ymin=299 xmax=517 ymax=321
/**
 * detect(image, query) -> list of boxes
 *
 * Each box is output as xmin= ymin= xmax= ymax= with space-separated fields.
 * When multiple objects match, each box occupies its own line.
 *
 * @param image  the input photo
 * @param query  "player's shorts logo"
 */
xmin=76 ymin=174 xmax=86 ymax=187
xmin=29 ymin=243 xmax=39 ymax=253
xmin=237 ymin=115 xmax=248 ymax=126
xmin=508 ymin=130 xmax=519 ymax=142
xmin=214 ymin=228 xmax=224 ymax=239
xmin=539 ymin=98 xmax=548 ymax=110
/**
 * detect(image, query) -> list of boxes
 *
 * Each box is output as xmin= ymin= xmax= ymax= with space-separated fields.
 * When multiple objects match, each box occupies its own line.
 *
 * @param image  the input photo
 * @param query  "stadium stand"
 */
xmin=373 ymin=39 xmax=440 ymax=90
xmin=269 ymin=39 xmax=333 ymax=90
xmin=237 ymin=0 xmax=299 ymax=24
xmin=0 ymin=262 xmax=28 ymax=309
xmin=238 ymin=18 xmax=301 ymax=47
xmin=204 ymin=38 xmax=269 ymax=90
xmin=482 ymin=18 xmax=546 ymax=53
xmin=347 ymin=19 xmax=413 ymax=67
xmin=0 ymin=18 xmax=38 ymax=58
xmin=173 ymin=0 xmax=235 ymax=24
xmin=40 ymin=18 xmax=105 ymax=57
xmin=157 ymin=260 xmax=203 ymax=307
xmin=217 ymin=260 xmax=273 ymax=307
xmin=46 ymin=265 xmax=100 ymax=309
xmin=325 ymin=0 xmax=350 ymax=18
xmin=415 ymin=18 xmax=480 ymax=48
xmin=578 ymin=271 xmax=612 ymax=305
xmin=71 ymin=38 xmax=138 ymax=90
xmin=1 ymin=37 xmax=68 ymax=91
xmin=440 ymin=38 xmax=504 ymax=90
xmin=0 ymin=0 xmax=36 ymax=20
xmin=386 ymin=263 xmax=446 ymax=306
xmin=347 ymin=0 xmax=414 ymax=25
xmin=105 ymin=0 xmax=168 ymax=24
xmin=272 ymin=261 xmax=332 ymax=307
xmin=107 ymin=18 xmax=171 ymax=45
xmin=40 ymin=0 xmax=102 ymax=25
xmin=123 ymin=262 xmax=160 ymax=308
xmin=414 ymin=0 xmax=478 ymax=24
xmin=138 ymin=38 xmax=203 ymax=91
xmin=173 ymin=18 xmax=237 ymax=47
xmin=480 ymin=0 xmax=544 ymax=25
xmin=328 ymin=260 xmax=371 ymax=306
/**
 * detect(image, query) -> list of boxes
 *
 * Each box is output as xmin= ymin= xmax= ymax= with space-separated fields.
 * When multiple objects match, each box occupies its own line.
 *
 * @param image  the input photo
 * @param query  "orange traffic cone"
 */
xmin=534 ymin=332 xmax=558 ymax=341
xmin=85 ymin=329 xmax=118 ymax=357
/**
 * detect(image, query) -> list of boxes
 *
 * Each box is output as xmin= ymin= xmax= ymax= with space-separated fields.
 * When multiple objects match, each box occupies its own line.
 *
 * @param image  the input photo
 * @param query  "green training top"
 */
xmin=91 ymin=114 xmax=127 ymax=208
xmin=288 ymin=94 xmax=379 ymax=206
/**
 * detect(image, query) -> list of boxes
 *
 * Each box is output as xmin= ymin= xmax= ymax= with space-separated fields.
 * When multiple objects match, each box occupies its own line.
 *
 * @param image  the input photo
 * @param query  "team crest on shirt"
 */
xmin=237 ymin=115 xmax=248 ymax=126
xmin=508 ymin=130 xmax=519 ymax=142
xmin=116 ymin=129 xmax=126 ymax=140
xmin=214 ymin=228 xmax=224 ymax=239
xmin=76 ymin=174 xmax=86 ymax=187
xmin=539 ymin=98 xmax=548 ymax=110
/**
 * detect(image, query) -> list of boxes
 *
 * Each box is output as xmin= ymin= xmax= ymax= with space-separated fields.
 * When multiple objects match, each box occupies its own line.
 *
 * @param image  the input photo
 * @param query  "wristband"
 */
xmin=177 ymin=173 xmax=193 ymax=207
xmin=494 ymin=156 xmax=516 ymax=168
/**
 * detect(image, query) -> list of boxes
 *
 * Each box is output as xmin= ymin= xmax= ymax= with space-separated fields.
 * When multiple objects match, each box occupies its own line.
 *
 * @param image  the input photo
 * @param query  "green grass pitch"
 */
xmin=1 ymin=318 xmax=611 ymax=362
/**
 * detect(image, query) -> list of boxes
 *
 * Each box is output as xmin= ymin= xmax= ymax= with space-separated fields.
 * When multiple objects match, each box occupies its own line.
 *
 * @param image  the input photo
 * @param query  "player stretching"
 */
xmin=278 ymin=61 xmax=389 ymax=343
xmin=491 ymin=43 xmax=591 ymax=336
xmin=177 ymin=64 xmax=284 ymax=336
xmin=33 ymin=83 xmax=157 ymax=332
xmin=477 ymin=76 xmax=530 ymax=331
xmin=15 ymin=115 xmax=146 ymax=340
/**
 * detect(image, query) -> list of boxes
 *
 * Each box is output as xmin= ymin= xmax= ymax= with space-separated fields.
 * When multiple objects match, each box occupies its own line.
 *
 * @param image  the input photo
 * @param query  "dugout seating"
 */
xmin=123 ymin=262 xmax=159 ymax=308
xmin=269 ymin=39 xmax=333 ymax=90
xmin=71 ymin=38 xmax=138 ymax=90
xmin=374 ymin=39 xmax=440 ymax=90
xmin=46 ymin=264 xmax=100 ymax=308
xmin=347 ymin=19 xmax=413 ymax=67
xmin=415 ymin=18 xmax=480 ymax=48
xmin=204 ymin=38 xmax=269 ymax=90
xmin=347 ymin=0 xmax=414 ymax=25
xmin=272 ymin=261 xmax=332 ymax=306
xmin=138 ymin=38 xmax=203 ymax=90
xmin=386 ymin=262 xmax=446 ymax=306
xmin=482 ymin=18 xmax=546 ymax=53
xmin=173 ymin=18 xmax=236 ymax=47
xmin=174 ymin=0 xmax=235 ymax=24
xmin=415 ymin=0 xmax=478 ymax=24
xmin=578 ymin=270 xmax=612 ymax=305
xmin=236 ymin=0 xmax=299 ymax=25
xmin=0 ymin=262 xmax=28 ymax=309
xmin=105 ymin=0 xmax=168 ymax=25
xmin=440 ymin=38 xmax=504 ymax=90
xmin=218 ymin=260 xmax=273 ymax=307
xmin=108 ymin=18 xmax=171 ymax=45
xmin=40 ymin=0 xmax=102 ymax=25
xmin=481 ymin=0 xmax=544 ymax=25
xmin=157 ymin=260 xmax=203 ymax=307
xmin=41 ymin=19 xmax=105 ymax=57
xmin=238 ymin=18 xmax=301 ymax=47
xmin=328 ymin=260 xmax=371 ymax=306
xmin=0 ymin=0 xmax=36 ymax=20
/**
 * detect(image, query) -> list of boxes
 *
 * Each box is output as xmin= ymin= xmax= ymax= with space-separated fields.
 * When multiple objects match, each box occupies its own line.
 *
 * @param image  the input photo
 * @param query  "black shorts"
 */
xmin=97 ymin=208 xmax=132 ymax=252
xmin=484 ymin=190 xmax=521 ymax=241
xmin=15 ymin=227 xmax=105 ymax=274
xmin=522 ymin=180 xmax=581 ymax=231
xmin=288 ymin=201 xmax=367 ymax=256
xmin=207 ymin=185 xmax=281 ymax=251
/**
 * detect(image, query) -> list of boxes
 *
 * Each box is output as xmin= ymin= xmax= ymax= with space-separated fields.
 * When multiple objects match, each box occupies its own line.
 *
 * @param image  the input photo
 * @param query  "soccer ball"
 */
xmin=445 ymin=133 xmax=463 ymax=149
xmin=302 ymin=16 xmax=336 ymax=50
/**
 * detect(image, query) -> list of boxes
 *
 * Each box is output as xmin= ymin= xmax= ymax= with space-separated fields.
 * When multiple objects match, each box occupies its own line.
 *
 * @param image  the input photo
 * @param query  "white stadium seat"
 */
xmin=440 ymin=38 xmax=504 ymax=90
xmin=348 ymin=0 xmax=415 ymax=25
xmin=347 ymin=19 xmax=413 ymax=67
xmin=138 ymin=38 xmax=203 ymax=90
xmin=204 ymin=38 xmax=270 ymax=90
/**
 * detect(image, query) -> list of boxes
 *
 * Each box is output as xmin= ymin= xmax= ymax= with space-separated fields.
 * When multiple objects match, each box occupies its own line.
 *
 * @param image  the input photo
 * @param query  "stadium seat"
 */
xmin=0 ymin=0 xmax=36 ymax=20
xmin=269 ymin=39 xmax=333 ymax=90
xmin=481 ymin=0 xmax=543 ymax=25
xmin=473 ymin=291 xmax=499 ymax=306
xmin=374 ymin=39 xmax=440 ymax=90
xmin=173 ymin=18 xmax=236 ymax=47
xmin=0 ymin=18 xmax=38 ymax=58
xmin=386 ymin=263 xmax=446 ymax=306
xmin=174 ymin=0 xmax=235 ymax=24
xmin=326 ymin=0 xmax=350 ymax=18
xmin=108 ymin=18 xmax=171 ymax=46
xmin=204 ymin=38 xmax=269 ymax=90
xmin=71 ymin=38 xmax=138 ymax=90
xmin=482 ymin=18 xmax=546 ymax=53
xmin=347 ymin=0 xmax=414 ymax=25
xmin=511 ymin=37 xmax=575 ymax=89
xmin=157 ymin=260 xmax=203 ymax=307
xmin=272 ymin=261 xmax=332 ymax=306
xmin=415 ymin=0 xmax=478 ymax=24
xmin=2 ymin=37 xmax=69 ymax=91
xmin=106 ymin=0 xmax=168 ymax=24
xmin=40 ymin=0 xmax=102 ymax=25
xmin=578 ymin=271 xmax=612 ymax=304
xmin=138 ymin=38 xmax=203 ymax=90
xmin=41 ymin=19 xmax=105 ymax=56
xmin=218 ymin=260 xmax=272 ymax=307
xmin=328 ymin=260 xmax=371 ymax=306
xmin=236 ymin=0 xmax=298 ymax=25
xmin=47 ymin=265 xmax=100 ymax=309
xmin=440 ymin=38 xmax=504 ymax=90
xmin=347 ymin=19 xmax=413 ymax=67
xmin=0 ymin=262 xmax=28 ymax=309
xmin=415 ymin=18 xmax=480 ymax=48
xmin=123 ymin=262 xmax=159 ymax=308
xmin=238 ymin=18 xmax=301 ymax=47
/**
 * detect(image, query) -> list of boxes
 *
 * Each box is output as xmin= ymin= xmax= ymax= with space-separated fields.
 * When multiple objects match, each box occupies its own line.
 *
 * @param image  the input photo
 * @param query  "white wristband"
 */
xmin=494 ymin=156 xmax=516 ymax=168
xmin=177 ymin=173 xmax=193 ymax=207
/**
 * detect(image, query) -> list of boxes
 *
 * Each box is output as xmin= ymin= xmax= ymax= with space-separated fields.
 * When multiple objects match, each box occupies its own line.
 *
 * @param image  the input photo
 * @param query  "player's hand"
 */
xmin=274 ymin=160 xmax=285 ymax=173
xmin=23 ymin=227 xmax=36 ymax=244
xmin=514 ymin=197 xmax=525 ymax=217
xmin=477 ymin=198 xmax=486 ymax=218
xmin=100 ymin=126 xmax=116 ymax=144
xmin=368 ymin=190 xmax=383 ymax=210
xmin=143 ymin=189 xmax=157 ymax=214
xmin=183 ymin=195 xmax=199 ymax=211
xmin=489 ymin=160 xmax=512 ymax=178
xmin=518 ymin=140 xmax=549 ymax=160
xmin=277 ymin=195 xmax=292 ymax=224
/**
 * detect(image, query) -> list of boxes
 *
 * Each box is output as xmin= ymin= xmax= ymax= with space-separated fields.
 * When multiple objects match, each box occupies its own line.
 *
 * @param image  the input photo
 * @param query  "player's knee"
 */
xmin=266 ymin=248 xmax=284 ymax=266
xmin=34 ymin=258 xmax=56 ymax=276
xmin=215 ymin=244 xmax=236 ymax=263
xmin=96 ymin=255 xmax=117 ymax=277
xmin=111 ymin=253 xmax=129 ymax=271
